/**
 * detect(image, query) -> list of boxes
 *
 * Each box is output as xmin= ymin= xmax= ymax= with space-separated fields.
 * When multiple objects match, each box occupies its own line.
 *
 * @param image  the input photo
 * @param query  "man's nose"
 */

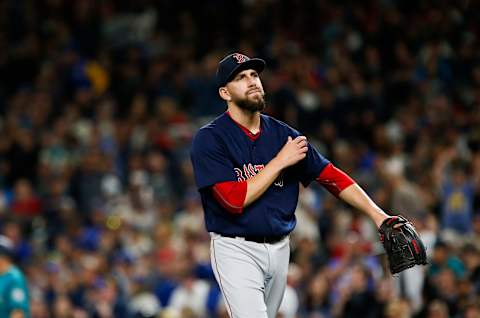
xmin=246 ymin=76 xmax=257 ymax=86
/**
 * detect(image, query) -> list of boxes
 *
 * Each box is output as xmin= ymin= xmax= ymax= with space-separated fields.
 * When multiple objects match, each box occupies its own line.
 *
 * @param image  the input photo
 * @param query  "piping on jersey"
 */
xmin=213 ymin=185 xmax=244 ymax=210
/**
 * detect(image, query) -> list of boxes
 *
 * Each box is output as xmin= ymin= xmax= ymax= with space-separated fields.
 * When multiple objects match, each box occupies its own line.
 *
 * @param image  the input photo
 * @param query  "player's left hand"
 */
xmin=378 ymin=215 xmax=428 ymax=274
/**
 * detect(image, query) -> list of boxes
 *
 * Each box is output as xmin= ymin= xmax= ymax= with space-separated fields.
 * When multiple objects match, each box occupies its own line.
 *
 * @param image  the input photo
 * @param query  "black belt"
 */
xmin=220 ymin=234 xmax=287 ymax=244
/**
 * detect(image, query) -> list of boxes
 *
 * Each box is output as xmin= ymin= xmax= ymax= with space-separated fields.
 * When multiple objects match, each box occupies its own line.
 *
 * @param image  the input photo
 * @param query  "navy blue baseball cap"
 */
xmin=216 ymin=53 xmax=266 ymax=88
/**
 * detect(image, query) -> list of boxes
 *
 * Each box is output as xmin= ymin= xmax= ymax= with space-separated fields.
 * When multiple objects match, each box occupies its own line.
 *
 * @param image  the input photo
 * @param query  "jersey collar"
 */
xmin=225 ymin=111 xmax=261 ymax=141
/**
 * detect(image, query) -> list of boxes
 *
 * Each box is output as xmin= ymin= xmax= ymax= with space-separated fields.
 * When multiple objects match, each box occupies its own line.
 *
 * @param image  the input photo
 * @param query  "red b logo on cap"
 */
xmin=232 ymin=53 xmax=247 ymax=64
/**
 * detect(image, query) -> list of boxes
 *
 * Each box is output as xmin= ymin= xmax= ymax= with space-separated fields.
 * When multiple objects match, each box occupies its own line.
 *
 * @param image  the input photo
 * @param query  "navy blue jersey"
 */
xmin=191 ymin=113 xmax=330 ymax=236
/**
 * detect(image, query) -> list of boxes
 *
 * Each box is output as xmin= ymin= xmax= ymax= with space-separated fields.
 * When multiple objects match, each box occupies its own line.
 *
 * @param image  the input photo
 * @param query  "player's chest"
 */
xmin=226 ymin=137 xmax=284 ymax=183
xmin=227 ymin=137 xmax=281 ymax=166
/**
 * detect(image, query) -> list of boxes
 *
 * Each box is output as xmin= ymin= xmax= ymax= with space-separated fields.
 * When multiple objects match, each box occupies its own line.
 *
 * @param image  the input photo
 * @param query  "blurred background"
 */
xmin=0 ymin=0 xmax=480 ymax=317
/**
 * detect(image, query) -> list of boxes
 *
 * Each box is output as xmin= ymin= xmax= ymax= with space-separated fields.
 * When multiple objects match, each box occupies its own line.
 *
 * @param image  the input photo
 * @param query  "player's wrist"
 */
xmin=271 ymin=156 xmax=287 ymax=171
xmin=375 ymin=214 xmax=389 ymax=228
xmin=269 ymin=156 xmax=281 ymax=169
xmin=370 ymin=209 xmax=389 ymax=228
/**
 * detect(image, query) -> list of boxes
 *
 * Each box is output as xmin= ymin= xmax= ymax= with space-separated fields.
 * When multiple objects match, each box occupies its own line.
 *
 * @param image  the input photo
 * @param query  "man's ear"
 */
xmin=219 ymin=87 xmax=231 ymax=101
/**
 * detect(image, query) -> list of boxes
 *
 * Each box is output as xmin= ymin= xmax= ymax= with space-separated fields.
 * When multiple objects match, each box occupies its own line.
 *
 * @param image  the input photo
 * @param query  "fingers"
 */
xmin=292 ymin=136 xmax=307 ymax=143
xmin=287 ymin=136 xmax=307 ymax=144
xmin=285 ymin=136 xmax=308 ymax=155
xmin=278 ymin=135 xmax=309 ymax=168
xmin=294 ymin=136 xmax=308 ymax=151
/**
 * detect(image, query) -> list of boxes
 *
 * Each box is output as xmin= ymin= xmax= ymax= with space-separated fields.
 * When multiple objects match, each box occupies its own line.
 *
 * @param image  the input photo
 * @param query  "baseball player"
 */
xmin=0 ymin=235 xmax=30 ymax=318
xmin=190 ymin=53 xmax=425 ymax=318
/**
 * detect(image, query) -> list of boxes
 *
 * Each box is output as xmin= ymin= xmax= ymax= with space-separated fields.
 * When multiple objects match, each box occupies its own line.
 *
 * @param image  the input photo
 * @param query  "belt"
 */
xmin=220 ymin=234 xmax=287 ymax=244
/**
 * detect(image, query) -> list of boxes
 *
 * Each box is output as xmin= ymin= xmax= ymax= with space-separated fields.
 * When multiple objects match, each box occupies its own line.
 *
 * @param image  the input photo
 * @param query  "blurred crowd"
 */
xmin=1 ymin=0 xmax=480 ymax=317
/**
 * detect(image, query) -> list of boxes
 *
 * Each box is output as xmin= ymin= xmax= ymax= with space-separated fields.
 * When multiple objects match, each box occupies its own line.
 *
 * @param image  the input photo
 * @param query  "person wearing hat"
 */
xmin=0 ymin=235 xmax=30 ymax=318
xmin=190 ymin=52 xmax=406 ymax=317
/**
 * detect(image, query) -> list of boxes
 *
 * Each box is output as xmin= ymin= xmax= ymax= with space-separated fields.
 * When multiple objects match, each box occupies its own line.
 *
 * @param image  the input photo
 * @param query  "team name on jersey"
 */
xmin=234 ymin=164 xmax=284 ymax=187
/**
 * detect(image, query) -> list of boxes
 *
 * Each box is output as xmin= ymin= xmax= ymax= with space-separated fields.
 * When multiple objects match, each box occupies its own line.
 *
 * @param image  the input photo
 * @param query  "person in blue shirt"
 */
xmin=433 ymin=150 xmax=475 ymax=235
xmin=0 ymin=235 xmax=30 ymax=318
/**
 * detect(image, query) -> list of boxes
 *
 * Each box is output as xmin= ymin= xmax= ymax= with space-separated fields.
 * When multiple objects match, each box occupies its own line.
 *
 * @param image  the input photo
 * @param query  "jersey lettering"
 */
xmin=234 ymin=164 xmax=265 ymax=182
xmin=234 ymin=164 xmax=280 ymax=187
xmin=243 ymin=164 xmax=255 ymax=179
xmin=234 ymin=168 xmax=246 ymax=181
xmin=254 ymin=165 xmax=265 ymax=172
xmin=274 ymin=171 xmax=284 ymax=187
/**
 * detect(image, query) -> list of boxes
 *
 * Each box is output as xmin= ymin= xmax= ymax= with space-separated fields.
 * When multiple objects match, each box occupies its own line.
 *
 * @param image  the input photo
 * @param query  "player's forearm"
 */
xmin=244 ymin=158 xmax=283 ymax=206
xmin=244 ymin=135 xmax=308 ymax=206
xmin=338 ymin=183 xmax=389 ymax=228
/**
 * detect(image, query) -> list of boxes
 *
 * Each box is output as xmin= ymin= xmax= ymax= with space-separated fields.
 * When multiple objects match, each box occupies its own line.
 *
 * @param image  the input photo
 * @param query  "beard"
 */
xmin=234 ymin=92 xmax=266 ymax=113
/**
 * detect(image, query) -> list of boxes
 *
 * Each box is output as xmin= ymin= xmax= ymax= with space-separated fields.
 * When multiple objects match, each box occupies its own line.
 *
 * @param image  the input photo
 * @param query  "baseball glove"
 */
xmin=379 ymin=215 xmax=428 ymax=274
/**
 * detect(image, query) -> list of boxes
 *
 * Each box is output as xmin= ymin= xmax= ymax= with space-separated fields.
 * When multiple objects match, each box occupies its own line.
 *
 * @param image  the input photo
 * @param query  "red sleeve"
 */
xmin=316 ymin=163 xmax=355 ymax=197
xmin=212 ymin=181 xmax=247 ymax=214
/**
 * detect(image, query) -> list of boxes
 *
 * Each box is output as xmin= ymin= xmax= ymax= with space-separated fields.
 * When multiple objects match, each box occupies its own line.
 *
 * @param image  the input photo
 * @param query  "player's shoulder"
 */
xmin=261 ymin=113 xmax=301 ymax=135
xmin=192 ymin=113 xmax=229 ymax=144
xmin=2 ymin=267 xmax=25 ymax=284
xmin=8 ymin=266 xmax=25 ymax=279
xmin=261 ymin=113 xmax=293 ymax=129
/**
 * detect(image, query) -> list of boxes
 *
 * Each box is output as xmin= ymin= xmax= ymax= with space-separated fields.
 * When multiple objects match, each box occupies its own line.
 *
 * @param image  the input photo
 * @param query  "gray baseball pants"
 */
xmin=210 ymin=233 xmax=290 ymax=318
